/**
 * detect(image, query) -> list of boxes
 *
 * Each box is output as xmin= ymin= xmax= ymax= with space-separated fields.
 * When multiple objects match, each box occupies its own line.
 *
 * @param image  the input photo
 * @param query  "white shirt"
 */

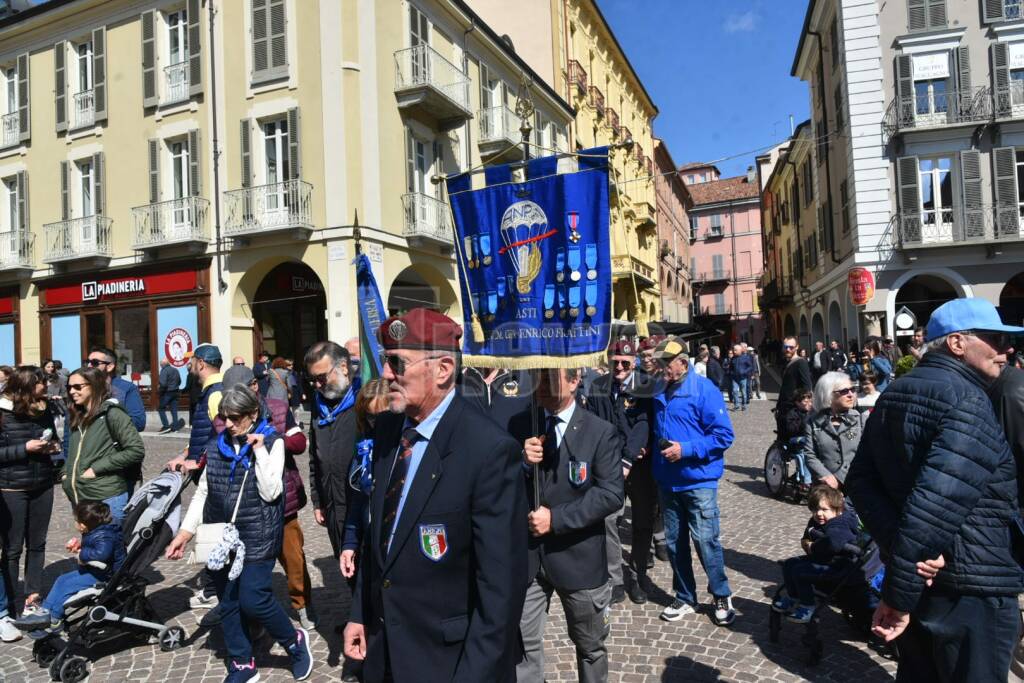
xmin=182 ymin=437 xmax=286 ymax=535
xmin=544 ymin=401 xmax=576 ymax=448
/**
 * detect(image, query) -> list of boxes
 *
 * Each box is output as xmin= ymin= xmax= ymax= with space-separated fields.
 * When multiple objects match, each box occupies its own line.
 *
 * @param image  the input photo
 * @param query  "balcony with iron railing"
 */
xmin=611 ymin=253 xmax=656 ymax=287
xmin=568 ymin=59 xmax=588 ymax=99
xmin=42 ymin=215 xmax=112 ymax=264
xmin=605 ymin=107 xmax=620 ymax=138
xmin=695 ymin=268 xmax=731 ymax=284
xmin=588 ymin=86 xmax=605 ymax=119
xmin=394 ymin=44 xmax=471 ymax=129
xmin=477 ymin=105 xmax=522 ymax=160
xmin=759 ymin=277 xmax=795 ymax=309
xmin=164 ymin=61 xmax=189 ymax=104
xmin=1 ymin=112 xmax=18 ymax=148
xmin=72 ymin=89 xmax=95 ymax=129
xmin=882 ymin=86 xmax=991 ymax=136
xmin=223 ymin=179 xmax=313 ymax=240
xmin=131 ymin=196 xmax=210 ymax=252
xmin=402 ymin=192 xmax=453 ymax=250
xmin=619 ymin=125 xmax=633 ymax=145
xmin=890 ymin=204 xmax=1024 ymax=249
xmin=698 ymin=304 xmax=733 ymax=317
xmin=0 ymin=230 xmax=34 ymax=273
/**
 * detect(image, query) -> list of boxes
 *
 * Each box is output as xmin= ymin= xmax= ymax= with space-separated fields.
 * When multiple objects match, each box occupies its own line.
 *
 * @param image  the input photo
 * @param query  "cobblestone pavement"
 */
xmin=0 ymin=399 xmax=896 ymax=682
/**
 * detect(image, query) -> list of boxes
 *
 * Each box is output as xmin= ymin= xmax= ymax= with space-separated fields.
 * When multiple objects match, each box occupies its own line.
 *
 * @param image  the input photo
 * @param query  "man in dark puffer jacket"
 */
xmin=846 ymin=298 xmax=1024 ymax=682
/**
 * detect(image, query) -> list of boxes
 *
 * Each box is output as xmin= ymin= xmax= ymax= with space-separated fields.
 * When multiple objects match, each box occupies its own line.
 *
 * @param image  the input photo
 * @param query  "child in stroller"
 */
xmin=15 ymin=501 xmax=125 ymax=633
xmin=764 ymin=389 xmax=814 ymax=500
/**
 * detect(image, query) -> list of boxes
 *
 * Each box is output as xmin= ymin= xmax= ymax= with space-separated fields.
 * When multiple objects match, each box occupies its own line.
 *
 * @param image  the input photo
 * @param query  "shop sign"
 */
xmin=44 ymin=270 xmax=198 ymax=307
xmin=848 ymin=267 xmax=875 ymax=306
xmin=164 ymin=327 xmax=193 ymax=367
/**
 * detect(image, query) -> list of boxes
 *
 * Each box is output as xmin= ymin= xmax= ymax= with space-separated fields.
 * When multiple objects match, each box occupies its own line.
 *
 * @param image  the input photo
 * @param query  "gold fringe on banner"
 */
xmin=462 ymin=350 xmax=608 ymax=371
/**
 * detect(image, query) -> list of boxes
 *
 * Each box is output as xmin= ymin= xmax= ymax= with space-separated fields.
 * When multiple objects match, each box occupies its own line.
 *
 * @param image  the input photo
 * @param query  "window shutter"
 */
xmin=405 ymin=129 xmax=415 ymax=193
xmin=16 ymin=53 xmax=29 ymax=142
xmin=993 ymin=146 xmax=1019 ymax=236
xmin=897 ymin=155 xmax=920 ymax=243
xmin=908 ymin=0 xmax=926 ymax=31
xmin=188 ymin=0 xmax=203 ymax=96
xmin=993 ymin=42 xmax=1011 ymax=118
xmin=927 ymin=0 xmax=947 ymax=29
xmin=93 ymin=152 xmax=105 ymax=215
xmin=92 ymin=28 xmax=107 ymax=121
xmin=269 ymin=0 xmax=287 ymax=72
xmin=54 ymin=42 xmax=66 ymax=133
xmin=984 ymin=0 xmax=1006 ymax=22
xmin=16 ymin=171 xmax=28 ymax=233
xmin=141 ymin=10 xmax=157 ymax=107
xmin=895 ymin=54 xmax=913 ymax=121
xmin=252 ymin=0 xmax=269 ymax=76
xmin=60 ymin=161 xmax=69 ymax=220
xmin=148 ymin=139 xmax=160 ymax=204
xmin=287 ymin=107 xmax=300 ymax=180
xmin=189 ymin=129 xmax=201 ymax=196
xmin=959 ymin=149 xmax=983 ymax=240
xmin=240 ymin=119 xmax=251 ymax=188
xmin=956 ymin=46 xmax=971 ymax=93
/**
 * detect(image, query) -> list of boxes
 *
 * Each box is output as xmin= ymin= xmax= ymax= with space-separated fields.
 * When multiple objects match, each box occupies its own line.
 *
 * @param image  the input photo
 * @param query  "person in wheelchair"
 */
xmin=779 ymin=388 xmax=813 ymax=487
xmin=772 ymin=485 xmax=860 ymax=623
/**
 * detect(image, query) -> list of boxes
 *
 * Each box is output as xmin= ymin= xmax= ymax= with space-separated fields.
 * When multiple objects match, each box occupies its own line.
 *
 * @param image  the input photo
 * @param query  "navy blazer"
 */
xmin=350 ymin=393 xmax=528 ymax=683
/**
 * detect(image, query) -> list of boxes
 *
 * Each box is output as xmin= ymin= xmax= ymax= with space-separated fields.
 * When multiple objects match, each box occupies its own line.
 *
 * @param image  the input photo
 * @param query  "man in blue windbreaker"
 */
xmin=650 ymin=337 xmax=737 ymax=627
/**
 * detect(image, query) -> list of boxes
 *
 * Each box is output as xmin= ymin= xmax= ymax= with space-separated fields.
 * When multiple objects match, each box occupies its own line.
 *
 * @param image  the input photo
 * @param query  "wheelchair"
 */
xmin=763 ymin=437 xmax=807 ymax=504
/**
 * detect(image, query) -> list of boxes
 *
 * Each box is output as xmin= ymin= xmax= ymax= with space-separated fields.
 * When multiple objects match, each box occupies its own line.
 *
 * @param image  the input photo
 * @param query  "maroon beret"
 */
xmin=639 ymin=335 xmax=665 ymax=352
xmin=378 ymin=308 xmax=462 ymax=352
xmin=609 ymin=340 xmax=637 ymax=357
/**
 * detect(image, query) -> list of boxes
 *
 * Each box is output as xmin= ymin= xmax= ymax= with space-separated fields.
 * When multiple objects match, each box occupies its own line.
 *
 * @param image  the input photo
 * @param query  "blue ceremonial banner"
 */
xmin=447 ymin=148 xmax=611 ymax=367
xmin=354 ymin=253 xmax=385 ymax=377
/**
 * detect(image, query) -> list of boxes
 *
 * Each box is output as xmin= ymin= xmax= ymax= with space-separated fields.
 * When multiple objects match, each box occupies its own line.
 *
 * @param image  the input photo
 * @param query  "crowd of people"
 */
xmin=3 ymin=296 xmax=1024 ymax=681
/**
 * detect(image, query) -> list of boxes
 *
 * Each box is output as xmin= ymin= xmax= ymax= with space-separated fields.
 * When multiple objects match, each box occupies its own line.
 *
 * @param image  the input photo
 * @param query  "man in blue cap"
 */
xmin=846 ymin=297 xmax=1024 ymax=681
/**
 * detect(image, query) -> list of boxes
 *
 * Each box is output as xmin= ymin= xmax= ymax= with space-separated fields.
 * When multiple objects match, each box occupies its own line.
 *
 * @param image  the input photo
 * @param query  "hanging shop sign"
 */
xmin=848 ymin=267 xmax=876 ymax=306
xmin=43 ymin=270 xmax=199 ymax=307
xmin=164 ymin=327 xmax=194 ymax=367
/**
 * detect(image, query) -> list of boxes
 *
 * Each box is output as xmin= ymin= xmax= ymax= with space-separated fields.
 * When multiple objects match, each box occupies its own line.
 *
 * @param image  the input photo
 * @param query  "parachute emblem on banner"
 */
xmin=499 ymin=200 xmax=550 ymax=296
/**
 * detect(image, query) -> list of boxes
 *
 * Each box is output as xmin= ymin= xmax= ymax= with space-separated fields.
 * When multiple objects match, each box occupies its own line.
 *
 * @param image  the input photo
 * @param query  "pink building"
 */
xmin=684 ymin=163 xmax=765 ymax=348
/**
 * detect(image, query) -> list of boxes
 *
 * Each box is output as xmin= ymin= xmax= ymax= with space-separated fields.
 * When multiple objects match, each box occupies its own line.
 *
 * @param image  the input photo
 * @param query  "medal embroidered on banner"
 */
xmin=486 ymin=290 xmax=497 ymax=322
xmin=568 ymin=245 xmax=582 ymax=282
xmin=555 ymin=248 xmax=566 ymax=283
xmin=569 ymin=285 xmax=581 ymax=318
xmin=471 ymin=235 xmax=481 ymax=270
xmin=566 ymin=211 xmax=582 ymax=244
xmin=419 ymin=524 xmax=449 ymax=562
xmin=479 ymin=234 xmax=492 ymax=267
xmin=569 ymin=460 xmax=589 ymax=487
xmin=585 ymin=243 xmax=598 ymax=281
xmin=496 ymin=277 xmax=507 ymax=309
xmin=543 ymin=284 xmax=556 ymax=320
xmin=559 ymin=287 xmax=568 ymax=319
xmin=464 ymin=236 xmax=476 ymax=269
xmin=585 ymin=281 xmax=597 ymax=317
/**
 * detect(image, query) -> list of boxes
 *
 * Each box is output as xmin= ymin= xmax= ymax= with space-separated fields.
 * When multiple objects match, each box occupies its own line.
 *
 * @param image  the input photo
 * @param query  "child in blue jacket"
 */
xmin=15 ymin=500 xmax=125 ymax=631
xmin=772 ymin=485 xmax=860 ymax=623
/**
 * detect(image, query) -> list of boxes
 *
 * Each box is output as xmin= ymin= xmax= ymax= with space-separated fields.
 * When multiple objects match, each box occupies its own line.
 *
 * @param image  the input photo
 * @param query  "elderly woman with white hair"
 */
xmin=800 ymin=371 xmax=867 ymax=490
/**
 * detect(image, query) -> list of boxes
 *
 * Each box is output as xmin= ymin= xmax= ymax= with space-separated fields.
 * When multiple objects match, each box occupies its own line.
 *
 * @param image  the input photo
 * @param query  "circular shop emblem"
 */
xmin=164 ymin=328 xmax=193 ymax=367
xmin=388 ymin=319 xmax=408 ymax=342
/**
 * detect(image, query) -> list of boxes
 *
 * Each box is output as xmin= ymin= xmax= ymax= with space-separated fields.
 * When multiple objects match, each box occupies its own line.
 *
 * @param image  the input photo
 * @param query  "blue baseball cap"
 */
xmin=925 ymin=298 xmax=1024 ymax=341
xmin=185 ymin=343 xmax=223 ymax=365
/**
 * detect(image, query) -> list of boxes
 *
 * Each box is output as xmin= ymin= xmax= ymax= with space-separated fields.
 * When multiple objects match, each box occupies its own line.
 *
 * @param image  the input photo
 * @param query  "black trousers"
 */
xmin=896 ymin=591 xmax=1021 ymax=683
xmin=0 ymin=486 xmax=55 ymax=605
xmin=626 ymin=459 xmax=658 ymax=576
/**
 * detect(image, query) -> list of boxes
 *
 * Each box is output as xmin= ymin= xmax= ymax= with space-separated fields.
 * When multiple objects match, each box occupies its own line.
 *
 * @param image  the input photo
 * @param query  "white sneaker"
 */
xmin=297 ymin=607 xmax=317 ymax=630
xmin=659 ymin=599 xmax=696 ymax=622
xmin=0 ymin=616 xmax=22 ymax=642
xmin=189 ymin=592 xmax=218 ymax=610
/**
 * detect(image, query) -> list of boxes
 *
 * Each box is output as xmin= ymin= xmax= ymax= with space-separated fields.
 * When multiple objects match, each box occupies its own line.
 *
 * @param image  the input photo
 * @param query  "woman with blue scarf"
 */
xmin=166 ymin=385 xmax=314 ymax=682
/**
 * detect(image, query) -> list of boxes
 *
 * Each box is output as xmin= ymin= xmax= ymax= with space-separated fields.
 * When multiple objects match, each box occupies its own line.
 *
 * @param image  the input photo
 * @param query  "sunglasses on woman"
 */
xmin=67 ymin=383 xmax=87 ymax=392
xmin=832 ymin=386 xmax=856 ymax=397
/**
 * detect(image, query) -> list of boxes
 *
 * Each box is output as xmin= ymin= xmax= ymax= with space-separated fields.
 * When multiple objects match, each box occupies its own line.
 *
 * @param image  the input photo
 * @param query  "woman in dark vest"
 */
xmin=166 ymin=385 xmax=314 ymax=682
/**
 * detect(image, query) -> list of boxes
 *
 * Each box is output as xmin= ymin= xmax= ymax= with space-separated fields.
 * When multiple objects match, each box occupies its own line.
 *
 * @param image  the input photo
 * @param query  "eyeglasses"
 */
xmin=311 ymin=364 xmax=339 ymax=386
xmin=783 ymin=344 xmax=796 ymax=350
xmin=964 ymin=330 xmax=1011 ymax=351
xmin=233 ymin=361 xmax=245 ymax=366
xmin=832 ymin=386 xmax=857 ymax=397
xmin=86 ymin=358 xmax=112 ymax=368
xmin=381 ymin=353 xmax=443 ymax=376
xmin=612 ymin=360 xmax=632 ymax=368
xmin=67 ymin=383 xmax=87 ymax=392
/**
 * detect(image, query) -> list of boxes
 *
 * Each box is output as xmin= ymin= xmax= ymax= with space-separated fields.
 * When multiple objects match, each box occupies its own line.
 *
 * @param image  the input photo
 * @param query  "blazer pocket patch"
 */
xmin=418 ymin=523 xmax=449 ymax=562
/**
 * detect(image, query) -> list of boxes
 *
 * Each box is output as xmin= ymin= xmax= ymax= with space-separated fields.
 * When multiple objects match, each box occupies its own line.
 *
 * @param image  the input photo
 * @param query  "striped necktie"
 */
xmin=380 ymin=427 xmax=419 ymax=552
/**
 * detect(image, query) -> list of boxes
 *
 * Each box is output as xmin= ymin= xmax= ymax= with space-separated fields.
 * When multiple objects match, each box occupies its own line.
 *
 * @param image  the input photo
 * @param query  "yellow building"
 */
xmin=0 ymin=0 xmax=572 ymax=401
xmin=466 ymin=0 xmax=661 ymax=323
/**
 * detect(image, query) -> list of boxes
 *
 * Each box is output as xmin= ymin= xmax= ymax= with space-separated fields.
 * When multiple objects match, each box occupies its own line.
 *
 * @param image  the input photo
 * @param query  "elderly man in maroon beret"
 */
xmin=343 ymin=308 xmax=528 ymax=683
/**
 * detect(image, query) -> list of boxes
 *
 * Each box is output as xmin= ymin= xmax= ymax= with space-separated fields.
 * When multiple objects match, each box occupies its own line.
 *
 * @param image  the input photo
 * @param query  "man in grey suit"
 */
xmin=510 ymin=368 xmax=624 ymax=683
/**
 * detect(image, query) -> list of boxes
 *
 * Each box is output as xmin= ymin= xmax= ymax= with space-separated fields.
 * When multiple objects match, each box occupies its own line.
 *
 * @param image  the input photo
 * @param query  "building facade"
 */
xmin=0 ymin=0 xmax=572 ymax=399
xmin=776 ymin=0 xmax=1024 ymax=351
xmin=653 ymin=138 xmax=691 ymax=323
xmin=465 ymin=0 xmax=662 ymax=324
xmin=685 ymin=163 xmax=765 ymax=347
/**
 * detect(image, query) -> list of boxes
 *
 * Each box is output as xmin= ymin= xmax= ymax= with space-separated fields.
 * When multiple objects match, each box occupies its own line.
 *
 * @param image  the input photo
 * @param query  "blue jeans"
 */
xmin=42 ymin=567 xmax=104 ymax=619
xmin=786 ymin=437 xmax=812 ymax=484
xmin=782 ymin=556 xmax=845 ymax=606
xmin=730 ymin=378 xmax=749 ymax=408
xmin=158 ymin=392 xmax=179 ymax=429
xmin=103 ymin=492 xmax=129 ymax=527
xmin=659 ymin=487 xmax=732 ymax=605
xmin=213 ymin=558 xmax=297 ymax=664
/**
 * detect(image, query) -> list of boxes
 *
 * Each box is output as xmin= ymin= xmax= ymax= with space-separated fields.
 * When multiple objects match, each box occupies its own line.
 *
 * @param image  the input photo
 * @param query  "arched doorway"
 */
xmin=828 ymin=301 xmax=843 ymax=346
xmin=784 ymin=314 xmax=796 ymax=338
xmin=894 ymin=274 xmax=958 ymax=334
xmin=252 ymin=262 xmax=327 ymax=360
xmin=799 ymin=314 xmax=809 ymax=350
xmin=1000 ymin=272 xmax=1024 ymax=326
xmin=811 ymin=312 xmax=825 ymax=346
xmin=387 ymin=264 xmax=459 ymax=317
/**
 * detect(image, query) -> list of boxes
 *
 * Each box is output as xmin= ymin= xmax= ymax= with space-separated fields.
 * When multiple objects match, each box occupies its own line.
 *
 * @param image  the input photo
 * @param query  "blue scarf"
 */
xmin=315 ymin=382 xmax=358 ymax=427
xmin=218 ymin=417 xmax=276 ymax=480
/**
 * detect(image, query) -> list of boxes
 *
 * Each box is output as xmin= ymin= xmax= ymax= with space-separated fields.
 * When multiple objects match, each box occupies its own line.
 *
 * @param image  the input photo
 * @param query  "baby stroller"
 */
xmin=768 ymin=527 xmax=893 ymax=665
xmin=32 ymin=470 xmax=191 ymax=682
xmin=763 ymin=437 xmax=806 ymax=503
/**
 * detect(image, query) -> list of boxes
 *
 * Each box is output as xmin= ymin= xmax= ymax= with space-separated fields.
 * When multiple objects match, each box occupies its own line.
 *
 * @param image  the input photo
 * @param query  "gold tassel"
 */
xmin=634 ymin=303 xmax=649 ymax=339
xmin=471 ymin=314 xmax=485 ymax=343
xmin=463 ymin=350 xmax=608 ymax=370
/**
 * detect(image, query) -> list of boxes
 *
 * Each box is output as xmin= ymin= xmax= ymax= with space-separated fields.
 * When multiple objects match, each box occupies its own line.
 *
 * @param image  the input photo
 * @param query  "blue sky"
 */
xmin=598 ymin=0 xmax=811 ymax=178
